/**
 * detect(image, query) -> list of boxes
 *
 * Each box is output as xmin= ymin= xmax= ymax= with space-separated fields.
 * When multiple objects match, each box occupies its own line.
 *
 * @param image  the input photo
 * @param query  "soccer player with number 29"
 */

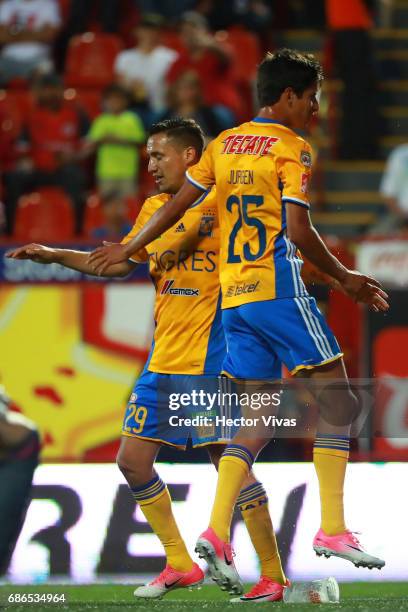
xmin=88 ymin=48 xmax=388 ymax=595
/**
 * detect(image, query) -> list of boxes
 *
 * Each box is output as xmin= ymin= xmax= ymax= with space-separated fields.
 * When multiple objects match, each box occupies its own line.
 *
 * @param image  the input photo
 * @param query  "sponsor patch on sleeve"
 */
xmin=300 ymin=150 xmax=312 ymax=167
xmin=301 ymin=172 xmax=309 ymax=194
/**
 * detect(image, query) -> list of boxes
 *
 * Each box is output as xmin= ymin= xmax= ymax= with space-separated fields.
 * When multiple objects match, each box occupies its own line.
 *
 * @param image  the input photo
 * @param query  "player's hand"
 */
xmin=341 ymin=270 xmax=389 ymax=312
xmin=87 ymin=242 xmax=127 ymax=275
xmin=6 ymin=243 xmax=57 ymax=264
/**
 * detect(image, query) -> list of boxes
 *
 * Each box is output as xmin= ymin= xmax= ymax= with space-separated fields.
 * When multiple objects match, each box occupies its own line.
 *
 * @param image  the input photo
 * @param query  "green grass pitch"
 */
xmin=1 ymin=583 xmax=408 ymax=611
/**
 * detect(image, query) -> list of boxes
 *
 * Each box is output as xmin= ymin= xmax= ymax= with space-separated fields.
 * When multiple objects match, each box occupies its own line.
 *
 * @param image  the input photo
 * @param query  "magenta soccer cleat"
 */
xmin=195 ymin=527 xmax=243 ymax=595
xmin=134 ymin=562 xmax=204 ymax=599
xmin=313 ymin=528 xmax=385 ymax=569
xmin=230 ymin=577 xmax=290 ymax=603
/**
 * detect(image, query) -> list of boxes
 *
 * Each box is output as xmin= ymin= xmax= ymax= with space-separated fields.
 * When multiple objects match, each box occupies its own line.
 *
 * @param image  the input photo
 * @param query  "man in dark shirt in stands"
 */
xmin=3 ymin=73 xmax=89 ymax=234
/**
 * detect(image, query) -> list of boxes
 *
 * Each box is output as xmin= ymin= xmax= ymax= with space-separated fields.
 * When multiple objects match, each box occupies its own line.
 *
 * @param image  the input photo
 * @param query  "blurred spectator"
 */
xmin=84 ymin=84 xmax=145 ymax=199
xmin=376 ymin=0 xmax=395 ymax=27
xmin=197 ymin=0 xmax=273 ymax=32
xmin=159 ymin=71 xmax=234 ymax=139
xmin=90 ymin=191 xmax=133 ymax=240
xmin=114 ymin=14 xmax=178 ymax=117
xmin=370 ymin=143 xmax=408 ymax=234
xmin=167 ymin=11 xmax=240 ymax=119
xmin=326 ymin=0 xmax=378 ymax=159
xmin=0 ymin=387 xmax=39 ymax=575
xmin=64 ymin=0 xmax=120 ymax=34
xmin=287 ymin=0 xmax=326 ymax=28
xmin=135 ymin=1 xmax=197 ymax=21
xmin=0 ymin=0 xmax=61 ymax=85
xmin=3 ymin=73 xmax=88 ymax=235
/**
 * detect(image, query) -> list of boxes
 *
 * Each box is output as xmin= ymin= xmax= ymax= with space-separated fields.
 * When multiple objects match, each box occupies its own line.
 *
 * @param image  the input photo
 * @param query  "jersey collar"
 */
xmin=251 ymin=117 xmax=286 ymax=126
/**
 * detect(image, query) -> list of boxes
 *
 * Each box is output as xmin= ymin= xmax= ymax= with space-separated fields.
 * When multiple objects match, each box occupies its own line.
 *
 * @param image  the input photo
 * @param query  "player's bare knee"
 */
xmin=116 ymin=448 xmax=153 ymax=485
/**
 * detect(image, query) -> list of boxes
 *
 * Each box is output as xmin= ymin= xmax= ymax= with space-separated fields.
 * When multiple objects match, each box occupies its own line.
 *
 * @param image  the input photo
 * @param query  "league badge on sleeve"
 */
xmin=300 ymin=150 xmax=312 ymax=167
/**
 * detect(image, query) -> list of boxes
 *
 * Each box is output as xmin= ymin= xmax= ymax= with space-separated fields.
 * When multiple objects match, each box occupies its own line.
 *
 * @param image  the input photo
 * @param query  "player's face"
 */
xmin=147 ymin=133 xmax=189 ymax=194
xmin=290 ymin=82 xmax=320 ymax=129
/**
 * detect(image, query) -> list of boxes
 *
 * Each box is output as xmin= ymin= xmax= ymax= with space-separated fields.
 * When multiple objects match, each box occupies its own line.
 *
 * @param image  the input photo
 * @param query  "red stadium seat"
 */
xmin=218 ymin=27 xmax=261 ymax=83
xmin=14 ymin=188 xmax=75 ymax=241
xmin=65 ymin=33 xmax=123 ymax=88
xmin=160 ymin=30 xmax=185 ymax=54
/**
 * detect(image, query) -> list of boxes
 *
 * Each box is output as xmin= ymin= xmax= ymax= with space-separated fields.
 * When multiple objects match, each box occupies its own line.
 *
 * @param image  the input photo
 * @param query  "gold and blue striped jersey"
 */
xmin=186 ymin=118 xmax=313 ymax=309
xmin=121 ymin=189 xmax=225 ymax=375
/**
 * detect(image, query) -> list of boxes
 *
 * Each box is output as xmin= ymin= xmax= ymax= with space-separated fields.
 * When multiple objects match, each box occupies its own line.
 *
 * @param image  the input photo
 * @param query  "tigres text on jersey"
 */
xmin=121 ymin=189 xmax=225 ymax=374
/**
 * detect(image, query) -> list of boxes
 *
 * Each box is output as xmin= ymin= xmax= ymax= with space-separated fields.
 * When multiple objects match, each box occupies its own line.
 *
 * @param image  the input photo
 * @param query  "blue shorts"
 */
xmin=221 ymin=296 xmax=342 ymax=379
xmin=122 ymin=369 xmax=226 ymax=448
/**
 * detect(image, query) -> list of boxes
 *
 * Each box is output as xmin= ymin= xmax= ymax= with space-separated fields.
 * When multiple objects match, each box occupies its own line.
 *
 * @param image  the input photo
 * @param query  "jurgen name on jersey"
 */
xmin=227 ymin=169 xmax=254 ymax=185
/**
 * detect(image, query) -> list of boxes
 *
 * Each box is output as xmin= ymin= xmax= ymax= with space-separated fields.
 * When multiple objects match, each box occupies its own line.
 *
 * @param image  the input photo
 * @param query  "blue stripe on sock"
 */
xmin=316 ymin=433 xmax=350 ymax=440
xmin=225 ymin=444 xmax=254 ymax=463
xmin=313 ymin=444 xmax=350 ymax=452
xmin=131 ymin=475 xmax=165 ymax=502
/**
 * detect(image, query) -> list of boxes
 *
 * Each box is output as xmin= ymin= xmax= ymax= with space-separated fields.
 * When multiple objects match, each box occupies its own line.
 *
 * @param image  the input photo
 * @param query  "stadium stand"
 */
xmin=14 ymin=188 xmax=75 ymax=242
xmin=65 ymin=32 xmax=123 ymax=88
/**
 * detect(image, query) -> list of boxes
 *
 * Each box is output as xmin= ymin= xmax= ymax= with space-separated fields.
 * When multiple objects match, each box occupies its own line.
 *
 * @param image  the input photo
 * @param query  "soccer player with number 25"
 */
xmin=88 ymin=48 xmax=388 ymax=594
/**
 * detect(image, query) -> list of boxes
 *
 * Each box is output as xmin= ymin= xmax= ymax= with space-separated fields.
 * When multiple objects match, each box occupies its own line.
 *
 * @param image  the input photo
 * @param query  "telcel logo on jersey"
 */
xmin=226 ymin=281 xmax=260 ymax=297
xmin=160 ymin=279 xmax=200 ymax=296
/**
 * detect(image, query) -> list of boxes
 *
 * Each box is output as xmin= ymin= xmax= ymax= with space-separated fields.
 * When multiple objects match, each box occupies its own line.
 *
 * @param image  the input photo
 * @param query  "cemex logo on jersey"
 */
xmin=160 ymin=280 xmax=200 ymax=296
xmin=221 ymin=135 xmax=279 ymax=156
xmin=226 ymin=281 xmax=260 ymax=298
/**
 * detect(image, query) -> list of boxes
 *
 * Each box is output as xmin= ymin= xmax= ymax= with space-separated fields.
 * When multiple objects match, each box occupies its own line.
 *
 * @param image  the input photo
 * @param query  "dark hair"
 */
xmin=103 ymin=84 xmax=131 ymax=102
xmin=257 ymin=48 xmax=323 ymax=107
xmin=149 ymin=117 xmax=205 ymax=155
xmin=34 ymin=72 xmax=63 ymax=89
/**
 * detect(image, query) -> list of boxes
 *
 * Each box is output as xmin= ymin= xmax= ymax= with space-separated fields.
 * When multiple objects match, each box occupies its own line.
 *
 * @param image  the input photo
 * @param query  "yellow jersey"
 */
xmin=186 ymin=118 xmax=312 ymax=308
xmin=121 ymin=189 xmax=225 ymax=375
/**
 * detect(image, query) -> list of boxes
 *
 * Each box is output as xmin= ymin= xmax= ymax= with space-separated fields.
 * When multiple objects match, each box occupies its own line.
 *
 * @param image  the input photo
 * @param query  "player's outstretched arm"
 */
xmin=6 ymin=244 xmax=135 ymax=278
xmin=286 ymin=205 xmax=389 ymax=312
xmin=87 ymin=180 xmax=202 ymax=274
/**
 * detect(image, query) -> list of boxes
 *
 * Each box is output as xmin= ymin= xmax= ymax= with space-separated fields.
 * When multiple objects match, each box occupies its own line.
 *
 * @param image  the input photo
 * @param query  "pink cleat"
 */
xmin=313 ymin=529 xmax=385 ymax=570
xmin=134 ymin=562 xmax=204 ymax=599
xmin=230 ymin=577 xmax=290 ymax=603
xmin=195 ymin=527 xmax=243 ymax=595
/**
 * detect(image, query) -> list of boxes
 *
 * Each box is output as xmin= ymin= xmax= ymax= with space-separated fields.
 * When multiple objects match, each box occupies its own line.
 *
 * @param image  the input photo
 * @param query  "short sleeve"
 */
xmin=125 ymin=113 xmax=145 ymax=144
xmin=380 ymin=147 xmax=406 ymax=198
xmin=120 ymin=206 xmax=149 ymax=263
xmin=44 ymin=1 xmax=61 ymax=26
xmin=186 ymin=138 xmax=217 ymax=191
xmin=277 ymin=140 xmax=313 ymax=209
xmin=114 ymin=51 xmax=129 ymax=76
xmin=88 ymin=117 xmax=105 ymax=142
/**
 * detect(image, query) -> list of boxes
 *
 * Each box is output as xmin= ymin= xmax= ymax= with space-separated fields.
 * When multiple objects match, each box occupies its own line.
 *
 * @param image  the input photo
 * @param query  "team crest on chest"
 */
xmin=198 ymin=214 xmax=215 ymax=237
